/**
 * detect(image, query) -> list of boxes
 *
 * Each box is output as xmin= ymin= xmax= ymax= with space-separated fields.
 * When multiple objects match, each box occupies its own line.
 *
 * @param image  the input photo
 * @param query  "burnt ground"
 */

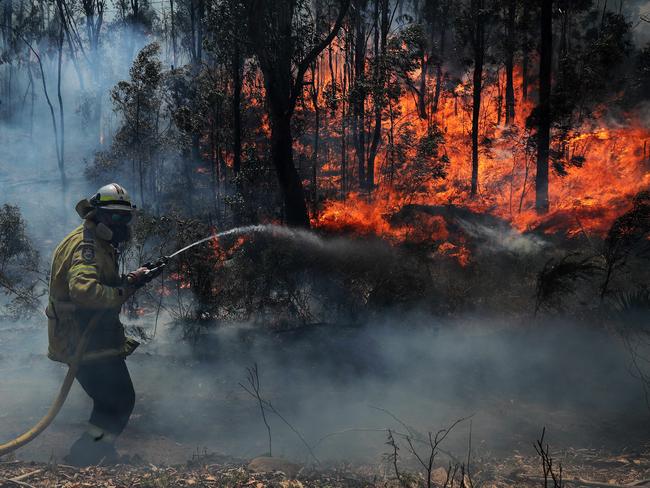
xmin=2 ymin=445 xmax=650 ymax=487
xmin=2 ymin=318 xmax=650 ymax=487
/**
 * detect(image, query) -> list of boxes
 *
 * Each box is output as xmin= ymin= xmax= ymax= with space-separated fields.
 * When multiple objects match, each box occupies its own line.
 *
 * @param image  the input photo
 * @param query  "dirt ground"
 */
xmin=3 ymin=444 xmax=650 ymax=487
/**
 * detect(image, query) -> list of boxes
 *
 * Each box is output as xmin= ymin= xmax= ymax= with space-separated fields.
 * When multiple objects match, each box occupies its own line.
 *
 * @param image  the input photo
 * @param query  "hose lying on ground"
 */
xmin=0 ymin=312 xmax=105 ymax=457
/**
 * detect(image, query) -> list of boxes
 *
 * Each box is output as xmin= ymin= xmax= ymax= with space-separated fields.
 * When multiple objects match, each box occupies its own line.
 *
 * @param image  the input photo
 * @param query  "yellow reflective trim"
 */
xmin=67 ymin=264 xmax=98 ymax=281
xmin=69 ymin=264 xmax=97 ymax=273
xmin=99 ymin=194 xmax=130 ymax=203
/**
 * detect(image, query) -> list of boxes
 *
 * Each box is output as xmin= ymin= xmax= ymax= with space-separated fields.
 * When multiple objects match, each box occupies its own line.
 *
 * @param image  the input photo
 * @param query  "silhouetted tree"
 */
xmin=243 ymin=0 xmax=350 ymax=227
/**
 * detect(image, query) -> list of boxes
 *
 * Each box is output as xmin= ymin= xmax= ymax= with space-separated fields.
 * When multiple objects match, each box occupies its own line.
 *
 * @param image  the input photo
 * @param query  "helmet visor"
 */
xmin=108 ymin=210 xmax=133 ymax=225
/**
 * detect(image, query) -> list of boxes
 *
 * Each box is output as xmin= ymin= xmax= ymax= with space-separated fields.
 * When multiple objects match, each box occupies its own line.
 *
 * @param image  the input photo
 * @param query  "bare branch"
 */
xmin=289 ymin=0 xmax=351 ymax=114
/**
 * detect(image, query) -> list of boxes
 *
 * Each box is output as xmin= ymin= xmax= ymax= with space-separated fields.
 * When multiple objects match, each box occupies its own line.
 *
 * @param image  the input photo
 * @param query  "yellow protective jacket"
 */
xmin=46 ymin=220 xmax=137 ymax=364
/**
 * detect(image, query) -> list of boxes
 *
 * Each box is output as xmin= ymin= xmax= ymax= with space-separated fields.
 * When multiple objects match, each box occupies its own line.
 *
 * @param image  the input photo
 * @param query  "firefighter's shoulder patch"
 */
xmin=81 ymin=224 xmax=96 ymax=263
xmin=81 ymin=245 xmax=95 ymax=263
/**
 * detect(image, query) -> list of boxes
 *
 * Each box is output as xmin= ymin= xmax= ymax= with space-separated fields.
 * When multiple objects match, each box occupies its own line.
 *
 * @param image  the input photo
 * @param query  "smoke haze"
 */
xmin=1 ymin=312 xmax=648 ymax=465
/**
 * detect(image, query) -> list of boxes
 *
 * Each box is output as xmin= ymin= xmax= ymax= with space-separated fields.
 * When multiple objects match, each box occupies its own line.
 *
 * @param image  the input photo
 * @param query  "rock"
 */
xmin=430 ymin=467 xmax=449 ymax=485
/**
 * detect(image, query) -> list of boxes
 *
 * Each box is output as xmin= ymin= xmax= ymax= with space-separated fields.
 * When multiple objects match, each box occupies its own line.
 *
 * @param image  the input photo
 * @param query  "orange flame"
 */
xmin=310 ymin=64 xmax=649 ymax=263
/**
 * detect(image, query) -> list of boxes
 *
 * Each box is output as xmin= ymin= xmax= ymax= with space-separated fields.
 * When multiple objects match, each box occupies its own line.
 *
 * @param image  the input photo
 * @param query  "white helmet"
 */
xmin=88 ymin=183 xmax=136 ymax=212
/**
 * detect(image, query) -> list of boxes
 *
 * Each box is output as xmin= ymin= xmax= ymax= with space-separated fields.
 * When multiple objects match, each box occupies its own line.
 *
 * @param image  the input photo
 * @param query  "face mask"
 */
xmin=110 ymin=224 xmax=132 ymax=244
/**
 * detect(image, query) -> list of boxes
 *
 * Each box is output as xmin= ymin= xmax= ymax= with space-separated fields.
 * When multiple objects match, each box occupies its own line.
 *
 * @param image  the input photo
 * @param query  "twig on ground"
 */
xmin=0 ymin=478 xmax=37 ymax=488
xmin=9 ymin=470 xmax=42 ymax=481
xmin=240 ymin=363 xmax=273 ymax=457
xmin=534 ymin=427 xmax=563 ymax=488
xmin=465 ymin=420 xmax=473 ymax=488
xmin=0 ymin=469 xmax=43 ymax=488
xmin=371 ymin=405 xmax=470 ymax=465
xmin=385 ymin=429 xmax=405 ymax=487
xmin=240 ymin=363 xmax=320 ymax=465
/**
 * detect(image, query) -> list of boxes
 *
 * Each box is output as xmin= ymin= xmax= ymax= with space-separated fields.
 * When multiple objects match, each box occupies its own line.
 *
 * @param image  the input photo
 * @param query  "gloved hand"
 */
xmin=126 ymin=267 xmax=151 ymax=288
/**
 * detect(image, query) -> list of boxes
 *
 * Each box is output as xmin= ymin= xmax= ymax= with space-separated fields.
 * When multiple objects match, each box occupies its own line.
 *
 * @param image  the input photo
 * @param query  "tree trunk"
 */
xmin=341 ymin=34 xmax=349 ymax=196
xmin=470 ymin=55 xmax=483 ymax=196
xmin=232 ymin=41 xmax=242 ymax=177
xmin=417 ymin=50 xmax=427 ymax=120
xmin=2 ymin=1 xmax=11 ymax=119
xmin=210 ymin=116 xmax=219 ymax=219
xmin=352 ymin=0 xmax=366 ymax=189
xmin=189 ymin=0 xmax=203 ymax=68
xmin=313 ymin=105 xmax=319 ymax=209
xmin=504 ymin=0 xmax=516 ymax=125
xmin=521 ymin=0 xmax=530 ymax=100
xmin=536 ymin=0 xmax=552 ymax=214
xmin=470 ymin=0 xmax=484 ymax=197
xmin=367 ymin=0 xmax=388 ymax=191
xmin=269 ymin=112 xmax=311 ymax=227
xmin=56 ymin=21 xmax=67 ymax=198
xmin=84 ymin=0 xmax=104 ymax=144
xmin=27 ymin=63 xmax=35 ymax=136
xmin=432 ymin=1 xmax=449 ymax=114
xmin=310 ymin=63 xmax=320 ymax=211
xmin=170 ymin=0 xmax=177 ymax=66
xmin=56 ymin=0 xmax=86 ymax=92
xmin=20 ymin=34 xmax=61 ymax=191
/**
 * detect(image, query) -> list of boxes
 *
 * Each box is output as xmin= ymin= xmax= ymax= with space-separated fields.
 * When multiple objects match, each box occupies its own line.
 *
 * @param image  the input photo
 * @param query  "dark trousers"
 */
xmin=75 ymin=358 xmax=135 ymax=436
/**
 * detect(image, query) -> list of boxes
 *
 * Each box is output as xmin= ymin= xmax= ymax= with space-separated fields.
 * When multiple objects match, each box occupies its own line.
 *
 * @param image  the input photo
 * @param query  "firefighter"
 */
xmin=46 ymin=183 xmax=150 ymax=466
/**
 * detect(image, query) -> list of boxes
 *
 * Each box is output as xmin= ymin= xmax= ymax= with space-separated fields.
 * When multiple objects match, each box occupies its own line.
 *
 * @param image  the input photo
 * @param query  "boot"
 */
xmin=64 ymin=432 xmax=120 ymax=467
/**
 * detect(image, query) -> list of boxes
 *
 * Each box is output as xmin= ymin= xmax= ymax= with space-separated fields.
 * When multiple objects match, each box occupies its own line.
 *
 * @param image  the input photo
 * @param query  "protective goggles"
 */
xmin=106 ymin=211 xmax=133 ymax=225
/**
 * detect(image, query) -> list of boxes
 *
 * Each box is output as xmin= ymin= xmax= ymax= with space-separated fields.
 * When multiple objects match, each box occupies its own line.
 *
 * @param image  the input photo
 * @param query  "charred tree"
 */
xmin=341 ymin=29 xmax=350 ymax=196
xmin=468 ymin=0 xmax=486 ymax=197
xmin=504 ymin=0 xmax=516 ymax=125
xmin=520 ymin=0 xmax=530 ymax=100
xmin=309 ymin=62 xmax=321 ymax=210
xmin=351 ymin=0 xmax=367 ymax=190
xmin=432 ymin=0 xmax=451 ymax=114
xmin=232 ymin=40 xmax=242 ymax=179
xmin=245 ymin=0 xmax=350 ymax=227
xmin=366 ymin=0 xmax=389 ymax=192
xmin=535 ymin=0 xmax=552 ymax=214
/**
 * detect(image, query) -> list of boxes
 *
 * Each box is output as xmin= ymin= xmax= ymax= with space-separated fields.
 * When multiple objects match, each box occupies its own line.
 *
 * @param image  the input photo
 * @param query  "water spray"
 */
xmin=135 ymin=224 xmax=333 ymax=284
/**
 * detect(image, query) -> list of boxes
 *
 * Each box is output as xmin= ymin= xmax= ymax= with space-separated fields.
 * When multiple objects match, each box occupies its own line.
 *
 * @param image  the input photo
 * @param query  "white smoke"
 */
xmin=456 ymin=218 xmax=548 ymax=256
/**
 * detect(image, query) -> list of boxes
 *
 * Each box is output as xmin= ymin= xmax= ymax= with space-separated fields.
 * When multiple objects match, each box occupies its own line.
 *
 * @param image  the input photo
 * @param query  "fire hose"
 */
xmin=0 ymin=233 xmax=222 ymax=458
xmin=0 ymin=311 xmax=107 ymax=457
